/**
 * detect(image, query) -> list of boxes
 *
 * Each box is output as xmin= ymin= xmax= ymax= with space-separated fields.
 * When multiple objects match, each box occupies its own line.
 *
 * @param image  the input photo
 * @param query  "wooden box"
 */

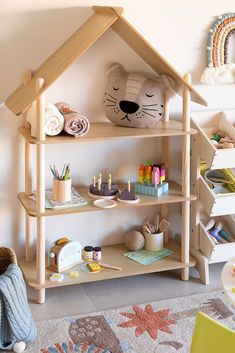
xmin=191 ymin=110 xmax=235 ymax=170
xmin=199 ymin=176 xmax=235 ymax=216
xmin=199 ymin=215 xmax=235 ymax=263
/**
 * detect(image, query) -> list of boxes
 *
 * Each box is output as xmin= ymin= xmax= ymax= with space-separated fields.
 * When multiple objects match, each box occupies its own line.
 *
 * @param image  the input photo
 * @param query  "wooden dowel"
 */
xmin=35 ymin=77 xmax=46 ymax=303
xmin=161 ymin=204 xmax=169 ymax=243
xmin=25 ymin=141 xmax=33 ymax=195
xmin=23 ymin=70 xmax=34 ymax=262
xmin=160 ymin=90 xmax=171 ymax=241
xmin=181 ymin=73 xmax=191 ymax=281
xmin=23 ymin=70 xmax=33 ymax=128
xmin=163 ymin=89 xmax=170 ymax=122
xmin=25 ymin=213 xmax=33 ymax=262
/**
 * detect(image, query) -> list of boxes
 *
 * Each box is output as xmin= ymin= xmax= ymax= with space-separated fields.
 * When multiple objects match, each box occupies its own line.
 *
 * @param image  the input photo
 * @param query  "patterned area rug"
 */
xmin=26 ymin=291 xmax=235 ymax=353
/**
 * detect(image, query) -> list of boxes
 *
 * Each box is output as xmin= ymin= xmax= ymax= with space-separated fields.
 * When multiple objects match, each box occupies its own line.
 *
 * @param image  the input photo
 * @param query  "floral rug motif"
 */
xmin=25 ymin=291 xmax=235 ymax=353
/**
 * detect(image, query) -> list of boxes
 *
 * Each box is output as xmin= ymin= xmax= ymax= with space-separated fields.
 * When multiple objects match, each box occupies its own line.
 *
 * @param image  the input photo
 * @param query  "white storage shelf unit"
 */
xmin=199 ymin=215 xmax=235 ymax=263
xmin=190 ymin=109 xmax=235 ymax=285
xmin=191 ymin=110 xmax=235 ymax=170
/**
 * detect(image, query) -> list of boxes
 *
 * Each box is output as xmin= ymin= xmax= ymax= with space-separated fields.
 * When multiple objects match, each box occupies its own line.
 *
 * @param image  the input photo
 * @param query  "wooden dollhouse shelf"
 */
xmin=19 ymin=241 xmax=196 ymax=289
xmin=18 ymin=181 xmax=196 ymax=217
xmin=18 ymin=120 xmax=197 ymax=144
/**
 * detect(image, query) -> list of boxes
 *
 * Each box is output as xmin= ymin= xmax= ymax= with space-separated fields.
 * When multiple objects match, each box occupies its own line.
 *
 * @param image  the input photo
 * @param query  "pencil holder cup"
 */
xmin=53 ymin=179 xmax=71 ymax=202
xmin=143 ymin=231 xmax=164 ymax=251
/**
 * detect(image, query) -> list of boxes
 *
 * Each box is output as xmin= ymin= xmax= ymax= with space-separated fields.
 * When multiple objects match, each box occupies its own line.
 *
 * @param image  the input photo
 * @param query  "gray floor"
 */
xmin=28 ymin=263 xmax=224 ymax=321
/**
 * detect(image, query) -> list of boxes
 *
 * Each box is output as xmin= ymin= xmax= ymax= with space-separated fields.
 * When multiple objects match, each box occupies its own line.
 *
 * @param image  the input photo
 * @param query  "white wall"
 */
xmin=1 ymin=0 xmax=235 ymax=256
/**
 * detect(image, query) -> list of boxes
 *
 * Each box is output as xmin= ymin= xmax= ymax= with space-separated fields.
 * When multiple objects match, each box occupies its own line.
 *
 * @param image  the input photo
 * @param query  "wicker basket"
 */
xmin=0 ymin=247 xmax=17 ymax=275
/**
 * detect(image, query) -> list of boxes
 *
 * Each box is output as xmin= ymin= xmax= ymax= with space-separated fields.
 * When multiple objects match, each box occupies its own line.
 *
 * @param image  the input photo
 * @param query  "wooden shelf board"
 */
xmin=18 ymin=121 xmax=197 ymax=145
xmin=19 ymin=241 xmax=196 ymax=289
xmin=18 ymin=181 xmax=196 ymax=217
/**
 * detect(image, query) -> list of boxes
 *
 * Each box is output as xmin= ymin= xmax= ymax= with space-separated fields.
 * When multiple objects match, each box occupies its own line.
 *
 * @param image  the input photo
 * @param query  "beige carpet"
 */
xmin=26 ymin=291 xmax=235 ymax=353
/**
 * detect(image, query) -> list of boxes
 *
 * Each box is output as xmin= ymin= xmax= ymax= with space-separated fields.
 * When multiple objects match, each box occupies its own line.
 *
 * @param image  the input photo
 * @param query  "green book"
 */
xmin=124 ymin=248 xmax=173 ymax=265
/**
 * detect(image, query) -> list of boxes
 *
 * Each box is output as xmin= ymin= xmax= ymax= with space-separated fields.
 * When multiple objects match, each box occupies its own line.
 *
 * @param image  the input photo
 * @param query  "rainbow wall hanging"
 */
xmin=201 ymin=13 xmax=235 ymax=84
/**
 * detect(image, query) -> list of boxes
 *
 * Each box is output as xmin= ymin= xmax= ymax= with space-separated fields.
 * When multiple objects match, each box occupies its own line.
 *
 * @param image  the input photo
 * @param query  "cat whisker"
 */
xmin=142 ymin=111 xmax=155 ymax=118
xmin=105 ymin=104 xmax=116 ymax=107
xmin=106 ymin=99 xmax=117 ymax=104
xmin=142 ymin=108 xmax=159 ymax=112
xmin=108 ymin=94 xmax=117 ymax=101
xmin=143 ymin=104 xmax=158 ymax=106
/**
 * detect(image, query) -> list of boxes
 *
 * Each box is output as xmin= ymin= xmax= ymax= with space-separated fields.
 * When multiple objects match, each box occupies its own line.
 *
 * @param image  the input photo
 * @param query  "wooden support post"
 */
xmin=161 ymin=90 xmax=170 ymax=243
xmin=23 ymin=70 xmax=34 ymax=262
xmin=23 ymin=70 xmax=33 ymax=128
xmin=190 ymin=131 xmax=200 ymax=249
xmin=35 ymin=77 xmax=46 ymax=304
xmin=181 ymin=73 xmax=191 ymax=281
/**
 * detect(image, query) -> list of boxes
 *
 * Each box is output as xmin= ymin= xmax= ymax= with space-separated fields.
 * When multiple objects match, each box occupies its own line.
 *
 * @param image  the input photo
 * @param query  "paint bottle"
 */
xmin=93 ymin=247 xmax=102 ymax=261
xmin=83 ymin=246 xmax=93 ymax=261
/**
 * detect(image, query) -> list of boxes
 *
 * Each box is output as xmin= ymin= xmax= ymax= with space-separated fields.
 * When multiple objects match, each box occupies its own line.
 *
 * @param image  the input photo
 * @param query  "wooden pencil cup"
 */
xmin=143 ymin=231 xmax=164 ymax=251
xmin=53 ymin=179 xmax=71 ymax=202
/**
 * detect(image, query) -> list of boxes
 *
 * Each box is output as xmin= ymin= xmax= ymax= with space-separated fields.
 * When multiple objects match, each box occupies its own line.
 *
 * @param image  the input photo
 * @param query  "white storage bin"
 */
xmin=199 ymin=215 xmax=235 ymax=263
xmin=191 ymin=110 xmax=235 ymax=170
xmin=199 ymin=176 xmax=235 ymax=216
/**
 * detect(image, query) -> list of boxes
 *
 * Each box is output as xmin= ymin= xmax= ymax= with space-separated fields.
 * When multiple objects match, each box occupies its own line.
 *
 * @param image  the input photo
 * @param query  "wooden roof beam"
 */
xmin=111 ymin=16 xmax=207 ymax=106
xmin=6 ymin=10 xmax=119 ymax=115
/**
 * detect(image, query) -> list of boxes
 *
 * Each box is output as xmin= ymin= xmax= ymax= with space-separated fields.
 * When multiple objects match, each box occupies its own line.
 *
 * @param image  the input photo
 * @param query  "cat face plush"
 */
xmin=103 ymin=64 xmax=175 ymax=128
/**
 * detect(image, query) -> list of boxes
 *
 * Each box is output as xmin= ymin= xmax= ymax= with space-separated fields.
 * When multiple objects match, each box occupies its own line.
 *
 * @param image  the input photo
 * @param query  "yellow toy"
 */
xmin=190 ymin=312 xmax=235 ymax=353
xmin=87 ymin=263 xmax=103 ymax=273
xmin=70 ymin=271 xmax=79 ymax=278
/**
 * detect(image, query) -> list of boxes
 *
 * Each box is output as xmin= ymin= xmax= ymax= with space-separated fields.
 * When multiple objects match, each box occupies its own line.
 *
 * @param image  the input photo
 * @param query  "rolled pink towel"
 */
xmin=55 ymin=102 xmax=90 ymax=138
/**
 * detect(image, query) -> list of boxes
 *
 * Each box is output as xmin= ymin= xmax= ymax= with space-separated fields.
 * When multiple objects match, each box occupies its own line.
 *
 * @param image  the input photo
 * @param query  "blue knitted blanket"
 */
xmin=0 ymin=264 xmax=36 ymax=350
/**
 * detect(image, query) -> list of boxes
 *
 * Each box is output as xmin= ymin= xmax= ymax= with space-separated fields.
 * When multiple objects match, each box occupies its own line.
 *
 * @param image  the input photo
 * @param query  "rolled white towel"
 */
xmin=26 ymin=103 xmax=64 ymax=137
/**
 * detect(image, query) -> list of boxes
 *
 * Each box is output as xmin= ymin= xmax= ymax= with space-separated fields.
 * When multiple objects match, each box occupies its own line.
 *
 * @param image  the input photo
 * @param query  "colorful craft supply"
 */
xmin=50 ymin=163 xmax=71 ymax=180
xmin=151 ymin=166 xmax=160 ymax=186
xmin=219 ymin=229 xmax=234 ymax=242
xmin=138 ymin=164 xmax=145 ymax=184
xmin=145 ymin=162 xmax=152 ymax=185
xmin=201 ymin=13 xmax=235 ymax=84
xmin=231 ymin=288 xmax=235 ymax=293
xmin=50 ymin=273 xmax=64 ymax=282
xmin=210 ymin=222 xmax=228 ymax=243
xmin=136 ymin=161 xmax=168 ymax=196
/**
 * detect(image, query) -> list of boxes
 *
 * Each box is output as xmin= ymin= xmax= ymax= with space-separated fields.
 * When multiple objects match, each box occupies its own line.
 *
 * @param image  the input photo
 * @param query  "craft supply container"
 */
xmin=199 ymin=215 xmax=235 ymax=263
xmin=199 ymin=175 xmax=235 ymax=216
xmin=53 ymin=179 xmax=71 ymax=202
xmin=93 ymin=247 xmax=102 ymax=261
xmin=143 ymin=231 xmax=164 ymax=251
xmin=192 ymin=110 xmax=235 ymax=170
xmin=83 ymin=246 xmax=93 ymax=261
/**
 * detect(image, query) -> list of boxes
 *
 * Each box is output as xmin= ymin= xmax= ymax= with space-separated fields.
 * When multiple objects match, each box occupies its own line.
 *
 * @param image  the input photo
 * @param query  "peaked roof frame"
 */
xmin=5 ymin=6 xmax=207 ymax=115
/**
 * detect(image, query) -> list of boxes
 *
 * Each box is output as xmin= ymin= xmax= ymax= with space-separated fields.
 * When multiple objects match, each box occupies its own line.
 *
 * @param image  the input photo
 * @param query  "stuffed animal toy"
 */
xmin=103 ymin=63 xmax=175 ymax=128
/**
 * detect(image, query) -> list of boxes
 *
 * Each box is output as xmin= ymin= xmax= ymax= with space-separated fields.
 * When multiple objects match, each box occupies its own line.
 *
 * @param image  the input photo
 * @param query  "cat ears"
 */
xmin=105 ymin=63 xmax=125 ymax=78
xmin=105 ymin=63 xmax=175 ymax=91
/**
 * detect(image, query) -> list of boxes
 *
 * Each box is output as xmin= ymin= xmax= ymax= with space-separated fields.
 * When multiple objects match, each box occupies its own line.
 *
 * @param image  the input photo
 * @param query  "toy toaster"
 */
xmin=48 ymin=237 xmax=81 ymax=273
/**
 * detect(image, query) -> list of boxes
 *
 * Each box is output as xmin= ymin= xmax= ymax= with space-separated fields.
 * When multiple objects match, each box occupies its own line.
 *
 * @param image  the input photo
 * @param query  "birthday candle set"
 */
xmin=135 ymin=162 xmax=168 ymax=197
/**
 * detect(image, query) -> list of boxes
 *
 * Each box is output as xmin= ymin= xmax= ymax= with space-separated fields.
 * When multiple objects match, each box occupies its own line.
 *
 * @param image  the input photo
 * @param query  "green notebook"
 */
xmin=124 ymin=248 xmax=173 ymax=265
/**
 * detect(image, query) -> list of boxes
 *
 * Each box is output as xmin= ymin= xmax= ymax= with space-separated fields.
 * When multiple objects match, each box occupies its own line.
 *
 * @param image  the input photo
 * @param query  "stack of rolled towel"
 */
xmin=55 ymin=102 xmax=90 ymax=138
xmin=26 ymin=102 xmax=90 ymax=138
